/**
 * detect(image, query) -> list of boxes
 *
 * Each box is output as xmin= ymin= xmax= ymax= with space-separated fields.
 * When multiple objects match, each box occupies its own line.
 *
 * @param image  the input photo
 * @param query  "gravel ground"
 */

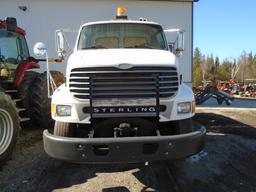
xmin=0 ymin=109 xmax=256 ymax=192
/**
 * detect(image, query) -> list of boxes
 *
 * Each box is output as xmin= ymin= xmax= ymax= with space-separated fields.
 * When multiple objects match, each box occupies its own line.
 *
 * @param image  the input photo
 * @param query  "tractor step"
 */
xmin=17 ymin=107 xmax=31 ymax=125
xmin=5 ymin=89 xmax=19 ymax=100
xmin=6 ymin=91 xmax=32 ymax=126
xmin=4 ymin=89 xmax=33 ymax=126
xmin=17 ymin=108 xmax=26 ymax=112
xmin=5 ymin=89 xmax=18 ymax=93
xmin=20 ymin=117 xmax=31 ymax=122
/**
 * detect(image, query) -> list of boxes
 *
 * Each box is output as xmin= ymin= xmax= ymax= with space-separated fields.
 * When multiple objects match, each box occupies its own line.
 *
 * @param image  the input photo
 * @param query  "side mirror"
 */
xmin=33 ymin=42 xmax=47 ymax=56
xmin=176 ymin=31 xmax=185 ymax=56
xmin=164 ymin=29 xmax=185 ymax=57
xmin=55 ymin=30 xmax=66 ymax=59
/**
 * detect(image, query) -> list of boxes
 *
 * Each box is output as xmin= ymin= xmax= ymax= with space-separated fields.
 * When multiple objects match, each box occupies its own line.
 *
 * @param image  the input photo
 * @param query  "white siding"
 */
xmin=0 ymin=0 xmax=193 ymax=83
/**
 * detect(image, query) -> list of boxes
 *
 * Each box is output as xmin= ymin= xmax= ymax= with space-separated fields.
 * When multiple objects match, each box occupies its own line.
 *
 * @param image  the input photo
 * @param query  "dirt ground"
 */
xmin=0 ymin=109 xmax=256 ymax=192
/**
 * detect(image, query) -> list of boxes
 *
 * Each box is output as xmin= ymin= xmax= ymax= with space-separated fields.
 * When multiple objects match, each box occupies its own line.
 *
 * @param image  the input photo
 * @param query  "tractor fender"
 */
xmin=14 ymin=61 xmax=40 ymax=88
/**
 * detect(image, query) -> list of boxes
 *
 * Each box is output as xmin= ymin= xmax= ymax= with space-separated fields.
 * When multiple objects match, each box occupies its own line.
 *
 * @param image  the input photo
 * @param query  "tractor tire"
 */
xmin=18 ymin=71 xmax=40 ymax=109
xmin=30 ymin=71 xmax=64 ymax=127
xmin=54 ymin=121 xmax=73 ymax=137
xmin=0 ymin=92 xmax=19 ymax=166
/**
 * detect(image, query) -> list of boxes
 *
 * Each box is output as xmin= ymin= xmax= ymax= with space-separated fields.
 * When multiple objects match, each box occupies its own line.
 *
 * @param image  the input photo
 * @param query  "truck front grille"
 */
xmin=69 ymin=67 xmax=179 ymax=100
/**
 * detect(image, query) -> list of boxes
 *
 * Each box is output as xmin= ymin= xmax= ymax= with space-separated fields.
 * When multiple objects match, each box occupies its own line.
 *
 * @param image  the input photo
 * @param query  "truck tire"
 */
xmin=0 ymin=92 xmax=19 ymax=166
xmin=30 ymin=71 xmax=64 ymax=127
xmin=18 ymin=71 xmax=40 ymax=108
xmin=54 ymin=121 xmax=73 ymax=137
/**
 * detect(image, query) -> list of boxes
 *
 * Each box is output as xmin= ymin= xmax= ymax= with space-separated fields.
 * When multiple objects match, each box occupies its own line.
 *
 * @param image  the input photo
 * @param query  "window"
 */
xmin=0 ymin=29 xmax=29 ymax=64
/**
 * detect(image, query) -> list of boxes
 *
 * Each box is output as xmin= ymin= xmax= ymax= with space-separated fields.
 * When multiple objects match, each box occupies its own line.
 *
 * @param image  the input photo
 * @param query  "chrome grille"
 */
xmin=69 ymin=67 xmax=179 ymax=100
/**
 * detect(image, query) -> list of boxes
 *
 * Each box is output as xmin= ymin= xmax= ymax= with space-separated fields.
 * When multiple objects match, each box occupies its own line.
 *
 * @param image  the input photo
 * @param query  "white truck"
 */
xmin=42 ymin=8 xmax=206 ymax=163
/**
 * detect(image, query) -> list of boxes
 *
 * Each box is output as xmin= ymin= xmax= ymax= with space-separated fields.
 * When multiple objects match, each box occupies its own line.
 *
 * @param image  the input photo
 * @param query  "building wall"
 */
xmin=0 ymin=0 xmax=193 ymax=83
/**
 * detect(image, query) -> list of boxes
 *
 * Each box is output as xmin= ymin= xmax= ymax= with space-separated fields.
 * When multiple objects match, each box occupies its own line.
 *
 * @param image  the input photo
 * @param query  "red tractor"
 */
xmin=0 ymin=18 xmax=63 ymax=165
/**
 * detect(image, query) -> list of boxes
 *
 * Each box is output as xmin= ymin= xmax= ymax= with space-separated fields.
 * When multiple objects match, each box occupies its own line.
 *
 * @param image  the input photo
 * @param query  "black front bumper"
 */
xmin=43 ymin=126 xmax=206 ymax=163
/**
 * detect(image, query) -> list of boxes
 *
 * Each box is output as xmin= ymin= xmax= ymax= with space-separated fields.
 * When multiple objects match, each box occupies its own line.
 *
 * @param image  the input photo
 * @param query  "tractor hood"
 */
xmin=67 ymin=49 xmax=177 ymax=72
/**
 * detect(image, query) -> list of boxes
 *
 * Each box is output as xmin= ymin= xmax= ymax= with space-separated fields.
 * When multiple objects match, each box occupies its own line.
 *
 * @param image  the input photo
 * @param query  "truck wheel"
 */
xmin=0 ymin=93 xmax=19 ymax=166
xmin=30 ymin=71 xmax=64 ymax=127
xmin=54 ymin=121 xmax=73 ymax=137
xmin=18 ymin=71 xmax=40 ymax=108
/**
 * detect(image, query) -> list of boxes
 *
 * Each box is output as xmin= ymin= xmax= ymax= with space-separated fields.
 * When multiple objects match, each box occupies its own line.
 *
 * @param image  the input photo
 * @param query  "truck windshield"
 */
xmin=77 ymin=23 xmax=167 ymax=50
xmin=0 ymin=29 xmax=29 ymax=64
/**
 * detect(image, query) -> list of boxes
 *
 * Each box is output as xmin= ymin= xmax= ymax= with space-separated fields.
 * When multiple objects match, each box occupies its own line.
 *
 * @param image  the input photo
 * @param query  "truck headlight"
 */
xmin=177 ymin=102 xmax=191 ymax=113
xmin=56 ymin=105 xmax=72 ymax=116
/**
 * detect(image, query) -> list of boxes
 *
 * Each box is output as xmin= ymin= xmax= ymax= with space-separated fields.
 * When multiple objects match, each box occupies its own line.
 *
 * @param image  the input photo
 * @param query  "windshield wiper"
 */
xmin=81 ymin=45 xmax=106 ymax=50
xmin=126 ymin=44 xmax=153 ymax=49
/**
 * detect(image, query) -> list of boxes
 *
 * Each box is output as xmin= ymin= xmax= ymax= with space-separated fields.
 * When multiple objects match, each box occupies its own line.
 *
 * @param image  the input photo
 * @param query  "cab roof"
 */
xmin=81 ymin=20 xmax=161 ymax=28
xmin=0 ymin=19 xmax=26 ymax=36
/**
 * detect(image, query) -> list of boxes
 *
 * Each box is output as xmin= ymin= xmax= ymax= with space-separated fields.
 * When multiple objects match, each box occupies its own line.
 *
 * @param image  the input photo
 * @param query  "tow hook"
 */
xmin=114 ymin=123 xmax=138 ymax=137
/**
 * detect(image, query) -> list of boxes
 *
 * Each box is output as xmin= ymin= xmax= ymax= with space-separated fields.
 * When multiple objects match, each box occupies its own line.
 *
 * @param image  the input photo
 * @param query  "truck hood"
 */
xmin=67 ymin=49 xmax=176 ymax=70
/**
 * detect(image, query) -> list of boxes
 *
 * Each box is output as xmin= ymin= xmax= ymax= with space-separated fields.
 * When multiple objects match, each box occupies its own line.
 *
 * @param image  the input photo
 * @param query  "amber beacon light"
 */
xmin=116 ymin=7 xmax=128 ymax=19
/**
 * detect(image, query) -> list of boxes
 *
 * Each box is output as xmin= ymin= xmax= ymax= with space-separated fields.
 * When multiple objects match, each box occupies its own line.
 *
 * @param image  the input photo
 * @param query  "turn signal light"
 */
xmin=192 ymin=100 xmax=196 ymax=113
xmin=51 ymin=103 xmax=56 ymax=117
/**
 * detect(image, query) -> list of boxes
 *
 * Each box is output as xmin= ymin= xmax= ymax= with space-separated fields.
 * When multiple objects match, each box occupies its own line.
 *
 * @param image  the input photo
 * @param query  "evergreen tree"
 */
xmin=218 ymin=60 xmax=232 ymax=81
xmin=248 ymin=52 xmax=256 ymax=79
xmin=214 ymin=56 xmax=220 ymax=76
xmin=192 ymin=49 xmax=256 ymax=85
xmin=193 ymin=47 xmax=202 ymax=87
